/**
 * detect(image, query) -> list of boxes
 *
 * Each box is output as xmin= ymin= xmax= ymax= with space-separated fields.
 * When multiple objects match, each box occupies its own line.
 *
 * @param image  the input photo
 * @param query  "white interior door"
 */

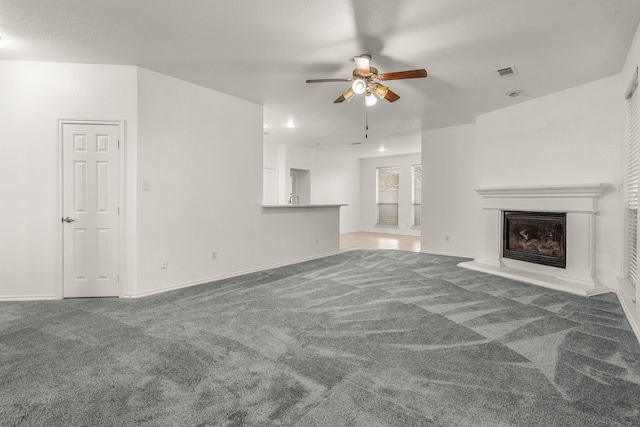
xmin=62 ymin=122 xmax=120 ymax=297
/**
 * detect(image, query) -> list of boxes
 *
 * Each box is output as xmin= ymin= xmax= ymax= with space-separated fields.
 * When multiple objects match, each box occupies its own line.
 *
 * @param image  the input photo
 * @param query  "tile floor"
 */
xmin=339 ymin=231 xmax=421 ymax=253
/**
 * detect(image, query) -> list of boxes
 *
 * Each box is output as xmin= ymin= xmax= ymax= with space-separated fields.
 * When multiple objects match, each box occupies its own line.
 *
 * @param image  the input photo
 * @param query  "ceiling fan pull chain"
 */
xmin=365 ymin=110 xmax=368 ymax=139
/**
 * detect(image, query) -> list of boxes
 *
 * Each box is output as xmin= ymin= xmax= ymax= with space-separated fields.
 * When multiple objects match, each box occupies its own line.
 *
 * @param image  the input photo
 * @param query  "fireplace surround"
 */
xmin=459 ymin=183 xmax=611 ymax=296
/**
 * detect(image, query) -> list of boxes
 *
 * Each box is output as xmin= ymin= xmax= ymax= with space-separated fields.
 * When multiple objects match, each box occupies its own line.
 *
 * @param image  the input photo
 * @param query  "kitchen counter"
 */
xmin=262 ymin=204 xmax=347 ymax=209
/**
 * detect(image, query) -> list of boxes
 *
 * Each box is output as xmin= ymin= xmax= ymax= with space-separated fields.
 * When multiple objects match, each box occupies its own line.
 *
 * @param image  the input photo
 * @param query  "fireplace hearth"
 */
xmin=503 ymin=211 xmax=566 ymax=268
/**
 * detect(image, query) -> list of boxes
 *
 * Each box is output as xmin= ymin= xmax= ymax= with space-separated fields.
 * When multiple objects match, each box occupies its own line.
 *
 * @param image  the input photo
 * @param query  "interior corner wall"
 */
xmin=360 ymin=153 xmax=422 ymax=236
xmin=271 ymin=143 xmax=362 ymax=234
xmin=475 ymin=75 xmax=622 ymax=290
xmin=420 ymin=123 xmax=479 ymax=257
xmin=136 ymin=69 xmax=341 ymax=296
xmin=0 ymin=60 xmax=138 ymax=300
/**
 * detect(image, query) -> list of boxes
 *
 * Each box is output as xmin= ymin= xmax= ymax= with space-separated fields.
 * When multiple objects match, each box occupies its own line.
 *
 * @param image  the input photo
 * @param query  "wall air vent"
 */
xmin=496 ymin=66 xmax=518 ymax=77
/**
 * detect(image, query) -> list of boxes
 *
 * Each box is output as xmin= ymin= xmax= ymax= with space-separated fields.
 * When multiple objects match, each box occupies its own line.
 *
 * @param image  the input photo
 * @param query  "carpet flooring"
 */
xmin=2 ymin=250 xmax=640 ymax=426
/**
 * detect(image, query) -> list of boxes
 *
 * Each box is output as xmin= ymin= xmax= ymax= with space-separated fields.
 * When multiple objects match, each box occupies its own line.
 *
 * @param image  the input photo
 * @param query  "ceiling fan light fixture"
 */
xmin=354 ymin=54 xmax=371 ymax=76
xmin=373 ymin=84 xmax=389 ymax=99
xmin=352 ymin=78 xmax=367 ymax=94
xmin=365 ymin=91 xmax=377 ymax=107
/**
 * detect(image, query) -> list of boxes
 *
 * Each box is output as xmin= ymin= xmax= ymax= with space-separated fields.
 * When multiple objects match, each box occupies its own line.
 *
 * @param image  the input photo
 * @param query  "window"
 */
xmin=412 ymin=165 xmax=422 ymax=227
xmin=376 ymin=166 xmax=399 ymax=225
xmin=626 ymin=67 xmax=639 ymax=290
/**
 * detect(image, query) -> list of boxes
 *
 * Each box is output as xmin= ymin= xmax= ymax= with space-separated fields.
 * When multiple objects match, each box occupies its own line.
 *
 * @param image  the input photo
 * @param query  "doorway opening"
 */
xmin=289 ymin=168 xmax=310 ymax=205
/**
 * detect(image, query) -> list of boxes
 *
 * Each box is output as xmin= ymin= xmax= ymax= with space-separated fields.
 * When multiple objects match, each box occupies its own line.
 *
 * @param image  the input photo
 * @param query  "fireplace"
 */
xmin=503 ymin=211 xmax=566 ymax=268
xmin=459 ymin=184 xmax=610 ymax=296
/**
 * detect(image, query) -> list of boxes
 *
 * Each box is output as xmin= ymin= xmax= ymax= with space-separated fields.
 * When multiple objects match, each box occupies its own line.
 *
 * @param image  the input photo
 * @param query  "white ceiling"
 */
xmin=1 ymin=0 xmax=640 ymax=158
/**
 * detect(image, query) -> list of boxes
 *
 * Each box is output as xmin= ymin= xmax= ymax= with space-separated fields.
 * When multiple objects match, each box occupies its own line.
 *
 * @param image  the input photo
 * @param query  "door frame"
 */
xmin=57 ymin=119 xmax=126 ymax=299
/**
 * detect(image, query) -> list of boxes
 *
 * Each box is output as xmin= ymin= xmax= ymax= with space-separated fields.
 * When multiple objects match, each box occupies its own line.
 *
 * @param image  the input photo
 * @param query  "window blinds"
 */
xmin=412 ymin=165 xmax=422 ymax=227
xmin=626 ymin=67 xmax=639 ymax=289
xmin=376 ymin=166 xmax=399 ymax=225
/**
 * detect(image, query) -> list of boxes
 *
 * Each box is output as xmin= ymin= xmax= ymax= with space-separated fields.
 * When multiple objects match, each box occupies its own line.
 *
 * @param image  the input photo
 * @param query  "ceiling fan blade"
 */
xmin=334 ymin=94 xmax=346 ymax=103
xmin=354 ymin=55 xmax=371 ymax=76
xmin=379 ymin=69 xmax=427 ymax=81
xmin=306 ymin=78 xmax=351 ymax=83
xmin=384 ymin=88 xmax=400 ymax=102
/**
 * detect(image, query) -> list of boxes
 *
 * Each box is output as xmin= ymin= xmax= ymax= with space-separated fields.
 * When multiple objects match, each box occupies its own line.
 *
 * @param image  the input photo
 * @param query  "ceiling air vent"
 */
xmin=496 ymin=66 xmax=518 ymax=77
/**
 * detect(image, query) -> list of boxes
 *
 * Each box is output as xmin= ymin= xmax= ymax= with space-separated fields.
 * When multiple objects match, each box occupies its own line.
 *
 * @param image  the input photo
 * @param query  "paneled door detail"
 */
xmin=62 ymin=122 xmax=120 ymax=297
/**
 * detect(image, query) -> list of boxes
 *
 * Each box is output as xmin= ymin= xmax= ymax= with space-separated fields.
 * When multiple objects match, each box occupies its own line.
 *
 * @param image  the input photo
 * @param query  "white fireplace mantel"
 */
xmin=459 ymin=183 xmax=612 ymax=296
xmin=475 ymin=183 xmax=611 ymax=213
xmin=475 ymin=183 xmax=610 ymax=198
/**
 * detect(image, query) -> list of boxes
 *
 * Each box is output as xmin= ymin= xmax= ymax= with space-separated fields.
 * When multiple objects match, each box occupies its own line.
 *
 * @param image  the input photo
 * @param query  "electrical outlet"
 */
xmin=445 ymin=236 xmax=450 ymax=243
xmin=212 ymin=251 xmax=218 ymax=261
xmin=160 ymin=258 xmax=168 ymax=269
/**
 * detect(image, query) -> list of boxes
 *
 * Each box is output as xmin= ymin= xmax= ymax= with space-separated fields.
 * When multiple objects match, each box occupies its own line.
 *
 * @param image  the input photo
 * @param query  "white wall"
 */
xmin=421 ymin=124 xmax=479 ymax=257
xmin=263 ymin=142 xmax=279 ymax=169
xmin=360 ymin=153 xmax=422 ymax=236
xmin=0 ymin=61 xmax=342 ymax=300
xmin=0 ymin=60 xmax=138 ymax=299
xmin=265 ymin=143 xmax=362 ymax=234
xmin=136 ymin=69 xmax=341 ymax=296
xmin=475 ymin=75 xmax=622 ymax=288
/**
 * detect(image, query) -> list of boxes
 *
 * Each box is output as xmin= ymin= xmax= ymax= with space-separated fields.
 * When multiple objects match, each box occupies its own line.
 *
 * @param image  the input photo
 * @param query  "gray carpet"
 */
xmin=2 ymin=250 xmax=640 ymax=426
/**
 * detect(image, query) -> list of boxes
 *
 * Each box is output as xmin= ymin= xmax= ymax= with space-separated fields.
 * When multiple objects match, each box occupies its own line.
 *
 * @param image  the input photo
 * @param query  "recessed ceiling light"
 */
xmin=506 ymin=90 xmax=523 ymax=98
xmin=378 ymin=146 xmax=386 ymax=152
xmin=285 ymin=120 xmax=296 ymax=128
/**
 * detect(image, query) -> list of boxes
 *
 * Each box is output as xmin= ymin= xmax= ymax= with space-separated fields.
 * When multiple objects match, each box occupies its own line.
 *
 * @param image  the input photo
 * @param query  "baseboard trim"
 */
xmin=0 ymin=294 xmax=57 ymax=301
xmin=122 ymin=251 xmax=341 ymax=299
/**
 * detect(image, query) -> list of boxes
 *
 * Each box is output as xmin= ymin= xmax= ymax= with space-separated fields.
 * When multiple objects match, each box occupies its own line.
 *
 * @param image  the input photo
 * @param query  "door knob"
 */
xmin=62 ymin=217 xmax=75 ymax=223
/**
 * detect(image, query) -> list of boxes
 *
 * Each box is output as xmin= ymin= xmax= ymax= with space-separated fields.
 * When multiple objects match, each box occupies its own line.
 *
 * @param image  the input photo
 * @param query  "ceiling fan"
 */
xmin=306 ymin=54 xmax=427 ymax=105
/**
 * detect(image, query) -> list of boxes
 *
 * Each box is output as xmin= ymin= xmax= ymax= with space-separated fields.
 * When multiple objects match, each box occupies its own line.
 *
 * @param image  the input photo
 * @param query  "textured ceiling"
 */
xmin=1 ymin=0 xmax=640 ymax=157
